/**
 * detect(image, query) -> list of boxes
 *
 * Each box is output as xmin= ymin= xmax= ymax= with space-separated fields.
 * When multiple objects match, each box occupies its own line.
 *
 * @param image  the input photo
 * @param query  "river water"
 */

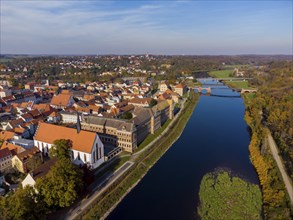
xmin=107 ymin=79 xmax=259 ymax=220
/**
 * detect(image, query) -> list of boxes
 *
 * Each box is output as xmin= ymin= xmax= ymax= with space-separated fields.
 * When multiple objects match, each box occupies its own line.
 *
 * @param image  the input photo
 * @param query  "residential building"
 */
xmin=22 ymin=158 xmax=57 ymax=188
xmin=0 ymin=148 xmax=12 ymax=172
xmin=159 ymin=81 xmax=170 ymax=93
xmin=174 ymin=83 xmax=188 ymax=96
xmin=50 ymin=93 xmax=75 ymax=109
xmin=11 ymin=146 xmax=42 ymax=173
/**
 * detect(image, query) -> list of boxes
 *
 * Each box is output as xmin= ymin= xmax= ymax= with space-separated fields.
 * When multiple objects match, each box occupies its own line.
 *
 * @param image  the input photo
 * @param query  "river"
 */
xmin=107 ymin=79 xmax=259 ymax=220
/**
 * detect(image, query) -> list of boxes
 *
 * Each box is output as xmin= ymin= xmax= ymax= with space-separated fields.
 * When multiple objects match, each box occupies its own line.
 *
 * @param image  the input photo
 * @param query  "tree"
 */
xmin=197 ymin=170 xmax=262 ymax=220
xmin=0 ymin=186 xmax=48 ymax=220
xmin=49 ymin=139 xmax=72 ymax=160
xmin=120 ymin=112 xmax=133 ymax=120
xmin=36 ymin=158 xmax=83 ymax=208
xmin=149 ymin=99 xmax=157 ymax=107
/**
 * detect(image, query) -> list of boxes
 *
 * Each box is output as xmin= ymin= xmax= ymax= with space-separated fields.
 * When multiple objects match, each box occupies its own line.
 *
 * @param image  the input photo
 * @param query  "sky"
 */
xmin=0 ymin=0 xmax=292 ymax=55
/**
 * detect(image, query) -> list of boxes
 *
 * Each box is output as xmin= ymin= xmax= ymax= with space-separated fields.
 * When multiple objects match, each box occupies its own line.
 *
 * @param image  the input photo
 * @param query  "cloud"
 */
xmin=1 ymin=0 xmax=292 ymax=54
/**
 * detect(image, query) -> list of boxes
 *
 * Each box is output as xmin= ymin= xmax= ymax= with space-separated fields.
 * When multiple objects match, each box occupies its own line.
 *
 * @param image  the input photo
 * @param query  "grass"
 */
xmin=94 ymin=155 xmax=131 ymax=180
xmin=81 ymin=91 xmax=199 ymax=220
xmin=135 ymin=119 xmax=171 ymax=152
xmin=209 ymin=70 xmax=233 ymax=78
xmin=225 ymin=81 xmax=253 ymax=89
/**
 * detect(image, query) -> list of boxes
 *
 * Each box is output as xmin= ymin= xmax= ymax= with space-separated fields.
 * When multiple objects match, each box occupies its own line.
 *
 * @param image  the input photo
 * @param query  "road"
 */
xmin=65 ymin=161 xmax=134 ymax=220
xmin=267 ymin=133 xmax=293 ymax=205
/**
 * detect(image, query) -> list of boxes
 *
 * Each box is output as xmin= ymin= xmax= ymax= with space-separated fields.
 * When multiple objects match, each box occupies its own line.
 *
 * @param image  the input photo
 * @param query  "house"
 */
xmin=22 ymin=158 xmax=57 ymax=188
xmin=0 ymin=148 xmax=12 ymax=172
xmin=60 ymin=111 xmax=80 ymax=124
xmin=34 ymin=122 xmax=104 ymax=169
xmin=50 ymin=93 xmax=75 ymax=109
xmin=128 ymin=98 xmax=152 ymax=107
xmin=0 ymin=130 xmax=16 ymax=141
xmin=1 ymin=141 xmax=25 ymax=155
xmin=11 ymin=146 xmax=42 ymax=173
xmin=47 ymin=111 xmax=61 ymax=123
xmin=174 ymin=83 xmax=188 ymax=96
xmin=159 ymin=81 xmax=170 ymax=93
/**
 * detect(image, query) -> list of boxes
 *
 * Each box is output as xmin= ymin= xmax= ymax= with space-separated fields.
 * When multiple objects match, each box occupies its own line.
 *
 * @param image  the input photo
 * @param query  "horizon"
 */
xmin=1 ymin=0 xmax=292 ymax=55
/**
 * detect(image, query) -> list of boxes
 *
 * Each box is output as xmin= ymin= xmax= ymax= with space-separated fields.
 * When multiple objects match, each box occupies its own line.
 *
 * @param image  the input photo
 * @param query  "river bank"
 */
xmin=81 ymin=91 xmax=199 ymax=219
xmin=223 ymin=78 xmax=293 ymax=218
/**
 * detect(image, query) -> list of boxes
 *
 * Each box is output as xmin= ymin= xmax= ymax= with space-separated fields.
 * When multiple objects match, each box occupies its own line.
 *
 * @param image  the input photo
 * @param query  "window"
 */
xmin=77 ymin=152 xmax=80 ymax=160
xmin=84 ymin=154 xmax=86 ymax=162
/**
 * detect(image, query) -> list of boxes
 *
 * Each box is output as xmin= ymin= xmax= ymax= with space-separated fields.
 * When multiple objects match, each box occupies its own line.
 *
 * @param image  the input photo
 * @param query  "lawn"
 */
xmin=135 ymin=119 xmax=171 ymax=152
xmin=225 ymin=81 xmax=253 ymax=89
xmin=209 ymin=70 xmax=233 ymax=78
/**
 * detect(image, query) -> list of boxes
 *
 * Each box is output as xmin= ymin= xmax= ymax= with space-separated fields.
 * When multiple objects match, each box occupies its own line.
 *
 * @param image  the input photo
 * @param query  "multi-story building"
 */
xmin=159 ymin=81 xmax=170 ymax=93
xmin=174 ymin=83 xmax=188 ymax=96
xmin=81 ymin=116 xmax=137 ymax=153
xmin=0 ymin=148 xmax=12 ymax=172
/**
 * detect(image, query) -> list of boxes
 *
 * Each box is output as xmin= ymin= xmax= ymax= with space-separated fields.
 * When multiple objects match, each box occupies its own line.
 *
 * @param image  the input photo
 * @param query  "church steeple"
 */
xmin=77 ymin=112 xmax=81 ymax=133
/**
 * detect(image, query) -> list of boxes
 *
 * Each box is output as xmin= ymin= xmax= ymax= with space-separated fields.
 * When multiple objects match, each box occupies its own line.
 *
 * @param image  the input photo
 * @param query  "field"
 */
xmin=225 ymin=81 xmax=253 ymax=89
xmin=209 ymin=70 xmax=233 ymax=78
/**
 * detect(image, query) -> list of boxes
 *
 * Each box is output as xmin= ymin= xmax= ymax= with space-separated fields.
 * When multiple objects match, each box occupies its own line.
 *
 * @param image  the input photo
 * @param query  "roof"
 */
xmin=50 ymin=94 xmax=73 ymax=107
xmin=0 ymin=130 xmax=16 ymax=141
xmin=32 ymin=158 xmax=57 ymax=180
xmin=0 ymin=148 xmax=12 ymax=159
xmin=157 ymin=100 xmax=171 ymax=111
xmin=8 ymin=118 xmax=25 ymax=128
xmin=20 ymin=113 xmax=33 ymax=120
xmin=131 ymin=107 xmax=153 ymax=126
xmin=48 ymin=111 xmax=59 ymax=117
xmin=83 ymin=115 xmax=135 ymax=132
xmin=1 ymin=141 xmax=25 ymax=155
xmin=16 ymin=146 xmax=40 ymax=162
xmin=34 ymin=122 xmax=97 ymax=153
xmin=128 ymin=98 xmax=152 ymax=105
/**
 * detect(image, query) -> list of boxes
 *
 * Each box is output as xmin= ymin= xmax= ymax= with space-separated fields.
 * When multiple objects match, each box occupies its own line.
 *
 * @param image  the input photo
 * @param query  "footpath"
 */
xmin=64 ymin=161 xmax=134 ymax=220
xmin=267 ymin=132 xmax=293 ymax=206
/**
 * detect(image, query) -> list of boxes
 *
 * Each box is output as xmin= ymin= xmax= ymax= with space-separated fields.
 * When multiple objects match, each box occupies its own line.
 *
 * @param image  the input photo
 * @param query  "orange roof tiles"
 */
xmin=34 ymin=122 xmax=97 ymax=154
xmin=1 ymin=141 xmax=25 ymax=155
xmin=0 ymin=130 xmax=16 ymax=141
xmin=50 ymin=94 xmax=73 ymax=107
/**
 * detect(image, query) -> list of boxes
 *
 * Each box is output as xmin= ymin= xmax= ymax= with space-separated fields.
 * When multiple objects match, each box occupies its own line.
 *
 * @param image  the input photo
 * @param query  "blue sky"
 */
xmin=1 ymin=0 xmax=292 ymax=55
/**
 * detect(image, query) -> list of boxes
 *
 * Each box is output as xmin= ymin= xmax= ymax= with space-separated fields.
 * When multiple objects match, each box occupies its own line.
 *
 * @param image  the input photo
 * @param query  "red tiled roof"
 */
xmin=34 ymin=122 xmax=97 ymax=154
xmin=0 ymin=147 xmax=12 ymax=159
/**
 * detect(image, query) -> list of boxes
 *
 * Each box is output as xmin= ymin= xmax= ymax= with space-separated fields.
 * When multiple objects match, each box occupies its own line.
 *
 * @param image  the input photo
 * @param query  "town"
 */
xmin=0 ymin=55 xmax=190 ymax=199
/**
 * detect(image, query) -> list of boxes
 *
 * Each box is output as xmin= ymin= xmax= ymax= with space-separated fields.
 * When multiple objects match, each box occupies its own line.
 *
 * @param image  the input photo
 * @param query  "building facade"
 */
xmin=34 ymin=122 xmax=104 ymax=169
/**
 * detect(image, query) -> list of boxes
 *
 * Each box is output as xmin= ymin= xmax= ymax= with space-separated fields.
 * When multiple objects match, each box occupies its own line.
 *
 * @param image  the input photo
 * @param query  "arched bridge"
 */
xmin=192 ymin=87 xmax=211 ymax=94
xmin=240 ymin=89 xmax=257 ymax=94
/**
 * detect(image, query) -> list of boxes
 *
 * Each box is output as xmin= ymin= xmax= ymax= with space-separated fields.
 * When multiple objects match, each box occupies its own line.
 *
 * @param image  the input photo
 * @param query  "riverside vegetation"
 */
xmin=83 ymin=91 xmax=199 ymax=219
xmin=197 ymin=170 xmax=262 ymax=220
xmin=243 ymin=61 xmax=293 ymax=219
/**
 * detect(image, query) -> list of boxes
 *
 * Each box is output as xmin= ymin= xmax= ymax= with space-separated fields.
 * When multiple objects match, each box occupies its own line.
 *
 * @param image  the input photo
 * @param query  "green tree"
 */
xmin=149 ymin=99 xmax=157 ymax=107
xmin=49 ymin=139 xmax=72 ymax=160
xmin=120 ymin=112 xmax=133 ymax=120
xmin=36 ymin=158 xmax=83 ymax=208
xmin=0 ymin=186 xmax=47 ymax=220
xmin=197 ymin=170 xmax=262 ymax=220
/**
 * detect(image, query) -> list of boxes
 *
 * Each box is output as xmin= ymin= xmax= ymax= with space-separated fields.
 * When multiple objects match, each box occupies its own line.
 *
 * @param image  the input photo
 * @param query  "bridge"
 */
xmin=197 ymin=77 xmax=252 ymax=82
xmin=192 ymin=87 xmax=211 ymax=94
xmin=240 ymin=89 xmax=258 ymax=94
